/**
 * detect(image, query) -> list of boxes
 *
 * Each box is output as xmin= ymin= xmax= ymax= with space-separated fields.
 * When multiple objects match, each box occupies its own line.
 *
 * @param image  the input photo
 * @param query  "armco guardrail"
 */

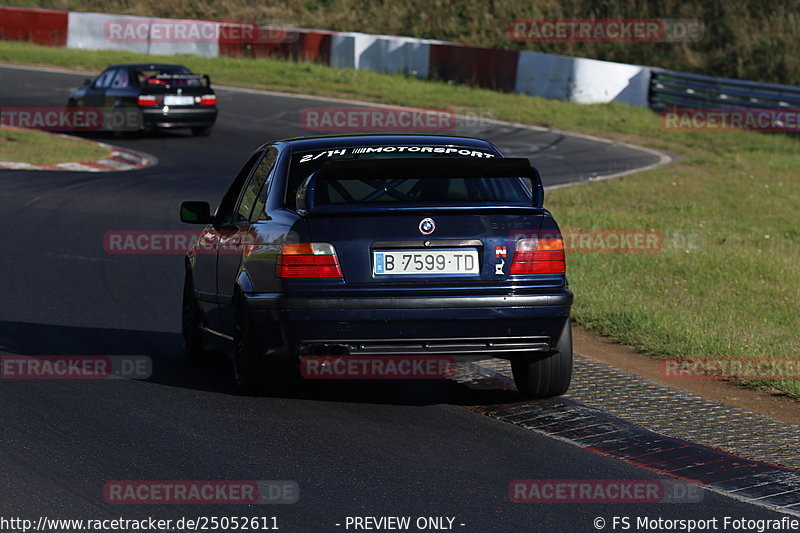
xmin=650 ymin=68 xmax=800 ymax=110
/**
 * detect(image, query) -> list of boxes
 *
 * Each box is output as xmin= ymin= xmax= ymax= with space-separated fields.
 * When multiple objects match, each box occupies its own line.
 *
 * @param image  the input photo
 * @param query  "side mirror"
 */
xmin=180 ymin=201 xmax=213 ymax=224
xmin=83 ymin=79 xmax=92 ymax=87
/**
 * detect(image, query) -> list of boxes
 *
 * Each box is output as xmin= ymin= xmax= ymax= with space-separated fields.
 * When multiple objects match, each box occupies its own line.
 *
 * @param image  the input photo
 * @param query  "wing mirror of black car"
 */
xmin=83 ymin=79 xmax=92 ymax=87
xmin=180 ymin=201 xmax=213 ymax=224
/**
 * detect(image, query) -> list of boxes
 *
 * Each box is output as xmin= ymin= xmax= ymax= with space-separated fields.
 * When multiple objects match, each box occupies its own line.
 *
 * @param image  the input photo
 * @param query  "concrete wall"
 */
xmin=67 ymin=12 xmax=219 ymax=57
xmin=331 ymin=32 xmax=436 ymax=78
xmin=0 ymin=6 xmax=68 ymax=46
xmin=515 ymin=51 xmax=650 ymax=106
xmin=3 ymin=6 xmax=654 ymax=107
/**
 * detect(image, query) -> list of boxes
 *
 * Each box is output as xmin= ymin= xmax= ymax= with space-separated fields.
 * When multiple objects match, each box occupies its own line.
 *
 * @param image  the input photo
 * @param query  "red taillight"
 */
xmin=276 ymin=243 xmax=342 ymax=278
xmin=137 ymin=95 xmax=158 ymax=107
xmin=200 ymin=94 xmax=217 ymax=106
xmin=509 ymin=237 xmax=566 ymax=275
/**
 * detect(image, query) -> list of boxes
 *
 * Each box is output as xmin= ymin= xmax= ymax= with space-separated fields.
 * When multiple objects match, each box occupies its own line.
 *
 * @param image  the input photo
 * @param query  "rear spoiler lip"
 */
xmin=297 ymin=157 xmax=545 ymax=213
xmin=297 ymin=204 xmax=547 ymax=218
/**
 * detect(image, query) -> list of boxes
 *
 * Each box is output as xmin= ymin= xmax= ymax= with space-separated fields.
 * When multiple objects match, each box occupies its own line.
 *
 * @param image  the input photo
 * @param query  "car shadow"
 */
xmin=67 ymin=129 xmax=198 ymax=142
xmin=0 ymin=321 xmax=526 ymax=407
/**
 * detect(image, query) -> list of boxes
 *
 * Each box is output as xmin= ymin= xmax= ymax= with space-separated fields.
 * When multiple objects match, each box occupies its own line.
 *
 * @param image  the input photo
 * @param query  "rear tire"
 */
xmin=191 ymin=126 xmax=213 ymax=137
xmin=512 ymin=320 xmax=573 ymax=398
xmin=233 ymin=294 xmax=294 ymax=396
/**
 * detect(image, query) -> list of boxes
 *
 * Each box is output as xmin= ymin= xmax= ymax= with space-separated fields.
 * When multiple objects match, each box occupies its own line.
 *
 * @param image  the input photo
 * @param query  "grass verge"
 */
xmin=2 ymin=40 xmax=798 ymax=399
xmin=0 ymin=126 xmax=111 ymax=166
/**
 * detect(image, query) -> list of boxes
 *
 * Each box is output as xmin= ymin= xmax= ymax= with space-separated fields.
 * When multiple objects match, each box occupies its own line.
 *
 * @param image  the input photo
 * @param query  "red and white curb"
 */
xmin=0 ymin=139 xmax=152 ymax=172
xmin=456 ymin=364 xmax=800 ymax=517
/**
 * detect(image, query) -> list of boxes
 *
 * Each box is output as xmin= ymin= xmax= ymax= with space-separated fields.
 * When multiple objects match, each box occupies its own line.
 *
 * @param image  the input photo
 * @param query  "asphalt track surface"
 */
xmin=0 ymin=64 xmax=786 ymax=531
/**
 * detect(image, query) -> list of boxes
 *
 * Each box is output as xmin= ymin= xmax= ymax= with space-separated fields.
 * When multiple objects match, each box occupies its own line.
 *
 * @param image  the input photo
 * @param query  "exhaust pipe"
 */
xmin=328 ymin=344 xmax=349 ymax=356
xmin=303 ymin=343 xmax=350 ymax=356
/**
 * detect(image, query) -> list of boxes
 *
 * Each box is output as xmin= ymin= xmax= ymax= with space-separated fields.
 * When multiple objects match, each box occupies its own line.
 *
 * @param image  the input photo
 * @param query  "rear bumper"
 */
xmin=141 ymin=107 xmax=217 ymax=129
xmin=244 ymin=290 xmax=572 ymax=359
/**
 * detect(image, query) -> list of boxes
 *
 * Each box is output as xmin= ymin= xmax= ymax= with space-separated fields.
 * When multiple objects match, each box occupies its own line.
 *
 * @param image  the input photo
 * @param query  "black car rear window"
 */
xmin=285 ymin=146 xmax=530 ymax=209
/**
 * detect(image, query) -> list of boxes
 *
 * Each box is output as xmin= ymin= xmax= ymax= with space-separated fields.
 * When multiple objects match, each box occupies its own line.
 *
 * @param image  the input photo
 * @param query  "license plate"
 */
xmin=164 ymin=95 xmax=194 ymax=106
xmin=373 ymin=249 xmax=479 ymax=275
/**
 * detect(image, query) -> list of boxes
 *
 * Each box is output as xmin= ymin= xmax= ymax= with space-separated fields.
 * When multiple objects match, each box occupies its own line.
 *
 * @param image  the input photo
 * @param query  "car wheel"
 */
xmin=182 ymin=272 xmax=206 ymax=361
xmin=511 ymin=319 xmax=573 ymax=398
xmin=191 ymin=126 xmax=213 ymax=137
xmin=233 ymin=294 xmax=294 ymax=396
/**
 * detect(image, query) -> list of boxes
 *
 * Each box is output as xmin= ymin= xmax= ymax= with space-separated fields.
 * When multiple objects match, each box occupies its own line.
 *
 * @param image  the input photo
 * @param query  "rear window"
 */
xmin=286 ymin=146 xmax=530 ymax=208
xmin=315 ymin=177 xmax=525 ymax=205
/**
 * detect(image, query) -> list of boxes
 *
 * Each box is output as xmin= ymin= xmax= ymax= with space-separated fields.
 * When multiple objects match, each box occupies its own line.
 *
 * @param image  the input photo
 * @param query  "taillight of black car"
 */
xmin=276 ymin=243 xmax=343 ymax=279
xmin=137 ymin=95 xmax=159 ymax=107
xmin=509 ymin=236 xmax=566 ymax=275
xmin=199 ymin=94 xmax=217 ymax=106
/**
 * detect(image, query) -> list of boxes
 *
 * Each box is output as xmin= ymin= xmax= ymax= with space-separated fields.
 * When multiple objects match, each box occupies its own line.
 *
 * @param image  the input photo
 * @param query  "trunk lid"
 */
xmin=304 ymin=208 xmax=546 ymax=286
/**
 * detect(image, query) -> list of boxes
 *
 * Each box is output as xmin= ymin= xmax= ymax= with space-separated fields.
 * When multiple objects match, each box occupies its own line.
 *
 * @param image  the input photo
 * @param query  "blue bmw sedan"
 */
xmin=180 ymin=134 xmax=573 ymax=397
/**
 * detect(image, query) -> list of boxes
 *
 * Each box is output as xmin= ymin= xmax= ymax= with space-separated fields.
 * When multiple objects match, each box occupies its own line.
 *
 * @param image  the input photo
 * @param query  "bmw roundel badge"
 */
xmin=419 ymin=218 xmax=435 ymax=235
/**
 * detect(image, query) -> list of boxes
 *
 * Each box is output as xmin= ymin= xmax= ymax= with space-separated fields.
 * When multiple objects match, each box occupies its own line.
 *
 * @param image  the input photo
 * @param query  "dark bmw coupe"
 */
xmin=68 ymin=63 xmax=218 ymax=136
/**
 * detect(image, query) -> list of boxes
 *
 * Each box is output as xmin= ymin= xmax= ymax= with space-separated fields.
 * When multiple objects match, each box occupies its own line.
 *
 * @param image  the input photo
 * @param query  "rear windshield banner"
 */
xmin=298 ymin=146 xmax=497 ymax=164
